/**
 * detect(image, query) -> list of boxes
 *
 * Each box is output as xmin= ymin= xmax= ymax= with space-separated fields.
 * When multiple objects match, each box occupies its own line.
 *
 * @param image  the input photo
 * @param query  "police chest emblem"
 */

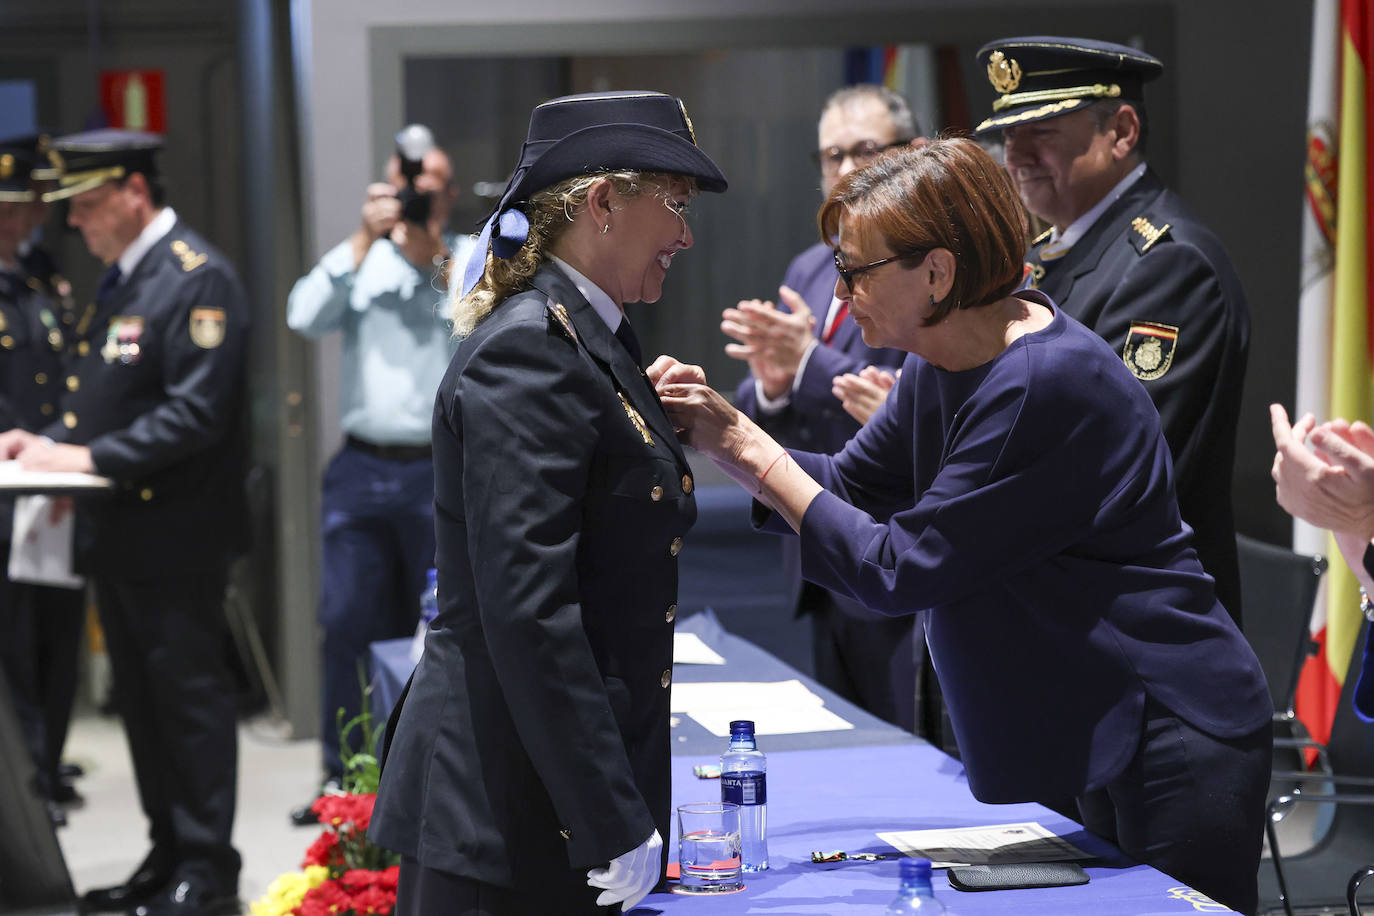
xmin=102 ymin=316 xmax=144 ymax=365
xmin=190 ymin=307 xmax=227 ymax=349
xmin=1122 ymin=321 xmax=1179 ymax=381
xmin=618 ymin=392 xmax=655 ymax=446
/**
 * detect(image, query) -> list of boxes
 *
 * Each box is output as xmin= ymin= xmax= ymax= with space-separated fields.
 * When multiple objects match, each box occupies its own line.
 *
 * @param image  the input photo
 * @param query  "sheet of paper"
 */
xmin=673 ymin=632 xmax=726 ymax=665
xmin=0 ymin=459 xmax=113 ymax=491
xmin=876 ymin=822 xmax=1091 ymax=867
xmin=670 ymin=679 xmax=854 ymax=736
xmin=8 ymin=495 xmax=84 ymax=589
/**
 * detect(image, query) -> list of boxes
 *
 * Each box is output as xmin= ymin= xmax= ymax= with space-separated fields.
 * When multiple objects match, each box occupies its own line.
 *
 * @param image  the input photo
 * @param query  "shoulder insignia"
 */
xmin=169 ymin=238 xmax=208 ymax=272
xmin=1122 ymin=320 xmax=1178 ymax=381
xmin=1031 ymin=227 xmax=1053 ymax=246
xmin=190 ymin=307 xmax=227 ymax=349
xmin=1129 ymin=215 xmax=1172 ymax=255
xmin=547 ymin=301 xmax=578 ymax=343
xmin=618 ymin=391 xmax=655 ymax=446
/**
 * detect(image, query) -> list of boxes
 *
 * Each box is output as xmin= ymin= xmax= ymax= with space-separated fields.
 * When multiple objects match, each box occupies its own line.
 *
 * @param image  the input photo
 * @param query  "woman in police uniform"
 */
xmin=369 ymin=91 xmax=726 ymax=915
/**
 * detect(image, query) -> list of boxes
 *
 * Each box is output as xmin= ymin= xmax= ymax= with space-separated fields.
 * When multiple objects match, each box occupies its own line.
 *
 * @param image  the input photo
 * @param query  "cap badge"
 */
xmin=678 ymin=100 xmax=697 ymax=145
xmin=987 ymin=51 xmax=1022 ymax=94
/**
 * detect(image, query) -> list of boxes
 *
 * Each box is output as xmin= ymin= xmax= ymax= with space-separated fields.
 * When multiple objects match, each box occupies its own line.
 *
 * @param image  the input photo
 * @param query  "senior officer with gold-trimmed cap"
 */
xmin=0 ymin=134 xmax=88 ymax=831
xmin=0 ymin=129 xmax=248 ymax=916
xmin=975 ymin=36 xmax=1250 ymax=630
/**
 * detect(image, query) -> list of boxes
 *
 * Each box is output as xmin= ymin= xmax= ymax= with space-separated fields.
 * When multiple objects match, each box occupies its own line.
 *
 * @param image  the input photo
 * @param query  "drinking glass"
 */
xmin=676 ymin=802 xmax=744 ymax=893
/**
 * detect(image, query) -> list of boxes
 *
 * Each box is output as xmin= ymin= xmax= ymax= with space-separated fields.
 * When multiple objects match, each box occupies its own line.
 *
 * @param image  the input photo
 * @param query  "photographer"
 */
xmin=286 ymin=127 xmax=473 ymax=824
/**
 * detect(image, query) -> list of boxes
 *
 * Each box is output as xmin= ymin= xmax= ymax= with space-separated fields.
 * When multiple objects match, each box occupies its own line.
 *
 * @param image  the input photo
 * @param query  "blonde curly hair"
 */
xmin=452 ymin=170 xmax=690 ymax=337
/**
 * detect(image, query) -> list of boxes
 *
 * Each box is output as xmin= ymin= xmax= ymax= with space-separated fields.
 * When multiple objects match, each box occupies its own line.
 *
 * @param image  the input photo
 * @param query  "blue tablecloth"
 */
xmin=369 ymin=611 xmax=1235 ymax=914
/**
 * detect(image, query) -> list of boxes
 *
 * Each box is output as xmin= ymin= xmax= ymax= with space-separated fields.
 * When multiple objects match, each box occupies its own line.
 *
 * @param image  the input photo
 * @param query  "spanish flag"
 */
xmin=1292 ymin=0 xmax=1374 ymax=749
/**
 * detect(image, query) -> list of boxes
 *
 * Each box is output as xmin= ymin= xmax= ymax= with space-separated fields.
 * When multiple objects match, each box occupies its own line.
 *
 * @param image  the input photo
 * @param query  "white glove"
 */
xmin=586 ymin=829 xmax=663 ymax=911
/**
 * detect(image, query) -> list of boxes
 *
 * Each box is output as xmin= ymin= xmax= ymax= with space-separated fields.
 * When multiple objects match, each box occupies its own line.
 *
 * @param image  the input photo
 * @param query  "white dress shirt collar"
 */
xmin=116 ymin=206 xmax=178 ymax=281
xmin=548 ymin=254 xmax=623 ymax=333
xmin=1047 ymin=162 xmax=1147 ymax=252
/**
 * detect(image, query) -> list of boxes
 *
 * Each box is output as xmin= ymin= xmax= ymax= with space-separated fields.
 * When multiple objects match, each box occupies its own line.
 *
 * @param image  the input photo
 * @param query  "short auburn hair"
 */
xmin=818 ymin=137 xmax=1029 ymax=325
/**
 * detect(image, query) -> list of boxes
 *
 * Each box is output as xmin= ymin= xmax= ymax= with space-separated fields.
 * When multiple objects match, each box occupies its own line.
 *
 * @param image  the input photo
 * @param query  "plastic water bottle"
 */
xmin=410 ymin=568 xmax=439 ymax=664
xmin=886 ymin=858 xmax=946 ymax=913
xmin=720 ymin=719 xmax=767 ymax=871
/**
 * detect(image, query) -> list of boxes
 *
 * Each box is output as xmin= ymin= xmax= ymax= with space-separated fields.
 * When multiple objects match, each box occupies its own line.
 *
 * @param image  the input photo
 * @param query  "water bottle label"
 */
xmin=721 ymin=772 xmax=766 ymax=806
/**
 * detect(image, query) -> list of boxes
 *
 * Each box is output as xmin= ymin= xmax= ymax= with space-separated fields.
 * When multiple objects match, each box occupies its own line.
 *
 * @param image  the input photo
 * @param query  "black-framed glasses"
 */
xmin=833 ymin=249 xmax=927 ymax=293
xmin=811 ymin=140 xmax=903 ymax=176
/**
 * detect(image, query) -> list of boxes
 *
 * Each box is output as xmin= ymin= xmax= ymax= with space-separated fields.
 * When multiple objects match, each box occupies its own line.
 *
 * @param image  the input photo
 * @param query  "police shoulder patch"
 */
xmin=1122 ymin=320 xmax=1179 ymax=381
xmin=190 ymin=307 xmax=226 ymax=349
xmin=1128 ymin=214 xmax=1172 ymax=255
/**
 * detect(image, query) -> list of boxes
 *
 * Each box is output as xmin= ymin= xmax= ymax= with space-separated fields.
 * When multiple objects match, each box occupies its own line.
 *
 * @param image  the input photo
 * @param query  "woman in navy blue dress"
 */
xmin=658 ymin=138 xmax=1271 ymax=915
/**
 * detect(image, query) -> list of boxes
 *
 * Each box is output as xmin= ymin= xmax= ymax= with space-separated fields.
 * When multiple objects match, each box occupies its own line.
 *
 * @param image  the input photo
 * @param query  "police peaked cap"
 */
xmin=497 ymin=90 xmax=727 ymax=214
xmin=461 ymin=90 xmax=727 ymax=297
xmin=0 ymin=135 xmax=45 ymax=202
xmin=43 ymin=129 xmax=163 ymax=201
xmin=973 ymin=36 xmax=1163 ymax=134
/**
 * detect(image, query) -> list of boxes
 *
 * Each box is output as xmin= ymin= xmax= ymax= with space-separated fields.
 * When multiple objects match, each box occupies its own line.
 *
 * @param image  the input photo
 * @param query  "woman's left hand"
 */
xmin=647 ymin=354 xmax=707 ymax=390
xmin=658 ymin=381 xmax=748 ymax=460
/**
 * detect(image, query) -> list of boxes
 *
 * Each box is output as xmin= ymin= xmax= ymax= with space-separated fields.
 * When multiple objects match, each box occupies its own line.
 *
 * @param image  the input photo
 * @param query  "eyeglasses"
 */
xmin=812 ymin=140 xmax=903 ymax=176
xmin=833 ymin=249 xmax=928 ymax=293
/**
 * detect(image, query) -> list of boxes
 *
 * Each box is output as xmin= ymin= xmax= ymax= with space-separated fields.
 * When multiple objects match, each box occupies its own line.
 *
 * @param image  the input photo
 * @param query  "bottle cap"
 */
xmin=899 ymin=858 xmax=933 ymax=878
xmin=729 ymin=719 xmax=755 ymax=736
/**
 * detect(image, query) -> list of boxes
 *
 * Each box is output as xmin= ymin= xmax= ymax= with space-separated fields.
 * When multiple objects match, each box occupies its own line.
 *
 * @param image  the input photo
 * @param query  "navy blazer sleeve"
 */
xmin=788 ymin=343 xmax=1165 ymax=615
xmin=455 ymin=316 xmax=655 ymax=864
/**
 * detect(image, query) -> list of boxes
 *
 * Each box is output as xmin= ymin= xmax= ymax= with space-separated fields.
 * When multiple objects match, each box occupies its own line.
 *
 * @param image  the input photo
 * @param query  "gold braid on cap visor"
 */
xmin=992 ymin=83 xmax=1122 ymax=112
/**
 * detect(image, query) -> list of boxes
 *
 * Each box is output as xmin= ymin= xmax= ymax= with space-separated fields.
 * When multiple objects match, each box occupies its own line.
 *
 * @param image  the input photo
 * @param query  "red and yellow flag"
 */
xmin=1293 ymin=0 xmax=1374 ymax=748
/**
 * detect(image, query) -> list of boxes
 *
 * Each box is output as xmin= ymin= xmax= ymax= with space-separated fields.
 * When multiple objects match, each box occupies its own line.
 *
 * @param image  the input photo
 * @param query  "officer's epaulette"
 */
xmin=1128 ymin=214 xmax=1172 ymax=255
xmin=168 ymin=237 xmax=208 ymax=273
xmin=1030 ymin=226 xmax=1053 ymax=247
xmin=546 ymin=300 xmax=578 ymax=344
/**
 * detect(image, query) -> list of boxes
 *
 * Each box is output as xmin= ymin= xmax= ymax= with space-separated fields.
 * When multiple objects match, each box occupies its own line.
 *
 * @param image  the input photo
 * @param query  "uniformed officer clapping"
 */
xmin=0 ymin=129 xmax=249 ymax=916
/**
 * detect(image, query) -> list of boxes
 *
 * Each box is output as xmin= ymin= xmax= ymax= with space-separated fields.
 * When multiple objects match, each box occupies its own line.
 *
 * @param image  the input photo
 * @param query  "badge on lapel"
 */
xmin=102 ymin=316 xmax=144 ymax=364
xmin=1122 ymin=321 xmax=1178 ymax=381
xmin=190 ymin=307 xmax=226 ymax=349
xmin=547 ymin=301 xmax=578 ymax=344
xmin=618 ymin=392 xmax=655 ymax=446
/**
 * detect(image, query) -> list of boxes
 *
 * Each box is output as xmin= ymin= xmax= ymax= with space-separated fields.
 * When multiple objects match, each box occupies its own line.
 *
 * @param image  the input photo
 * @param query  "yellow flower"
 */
xmin=250 ymin=866 xmax=331 ymax=916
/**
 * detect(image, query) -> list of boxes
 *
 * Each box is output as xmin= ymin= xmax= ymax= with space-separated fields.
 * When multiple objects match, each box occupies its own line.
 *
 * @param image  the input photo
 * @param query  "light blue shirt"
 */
xmin=287 ymin=232 xmax=475 ymax=445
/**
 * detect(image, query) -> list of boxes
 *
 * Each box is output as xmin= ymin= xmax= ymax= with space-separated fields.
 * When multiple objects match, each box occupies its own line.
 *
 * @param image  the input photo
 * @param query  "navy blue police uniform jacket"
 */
xmin=41 ymin=220 xmax=250 ymax=579
xmin=760 ymin=291 xmax=1270 ymax=803
xmin=0 ymin=270 xmax=68 ymax=534
xmin=370 ymin=263 xmax=695 ymax=888
xmin=735 ymin=241 xmax=906 ymax=618
xmin=1025 ymin=168 xmax=1249 ymax=626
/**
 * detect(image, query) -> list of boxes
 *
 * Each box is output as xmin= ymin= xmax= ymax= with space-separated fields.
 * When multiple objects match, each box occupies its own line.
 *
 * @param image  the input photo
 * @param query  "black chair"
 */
xmin=1350 ymin=863 xmax=1374 ymax=915
xmin=1261 ymin=618 xmax=1374 ymax=916
xmin=1238 ymin=534 xmax=1327 ymax=738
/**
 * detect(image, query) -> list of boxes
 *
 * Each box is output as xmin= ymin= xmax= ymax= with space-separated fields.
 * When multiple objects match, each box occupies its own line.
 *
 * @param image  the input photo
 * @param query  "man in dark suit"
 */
xmin=975 ymin=36 xmax=1250 ymax=627
xmin=0 ymin=134 xmax=87 ymax=831
xmin=722 ymin=85 xmax=923 ymax=731
xmin=0 ymin=130 xmax=248 ymax=916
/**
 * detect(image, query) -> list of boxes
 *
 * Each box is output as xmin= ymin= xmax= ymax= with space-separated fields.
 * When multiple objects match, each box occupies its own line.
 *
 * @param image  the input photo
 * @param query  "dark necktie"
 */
xmin=614 ymin=319 xmax=644 ymax=369
xmin=95 ymin=264 xmax=122 ymax=305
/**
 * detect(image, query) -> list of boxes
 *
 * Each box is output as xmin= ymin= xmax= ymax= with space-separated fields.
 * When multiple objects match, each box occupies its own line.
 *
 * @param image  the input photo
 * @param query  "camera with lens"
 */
xmin=394 ymin=123 xmax=436 ymax=226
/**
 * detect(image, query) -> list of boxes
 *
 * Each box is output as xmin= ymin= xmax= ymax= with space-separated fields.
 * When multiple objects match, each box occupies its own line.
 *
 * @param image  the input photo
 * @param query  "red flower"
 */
xmin=297 ymin=878 xmax=351 ymax=916
xmin=312 ymin=793 xmax=377 ymax=831
xmin=375 ymin=866 xmax=399 ymax=892
xmin=301 ymin=830 xmax=341 ymax=869
xmin=350 ymin=885 xmax=395 ymax=914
